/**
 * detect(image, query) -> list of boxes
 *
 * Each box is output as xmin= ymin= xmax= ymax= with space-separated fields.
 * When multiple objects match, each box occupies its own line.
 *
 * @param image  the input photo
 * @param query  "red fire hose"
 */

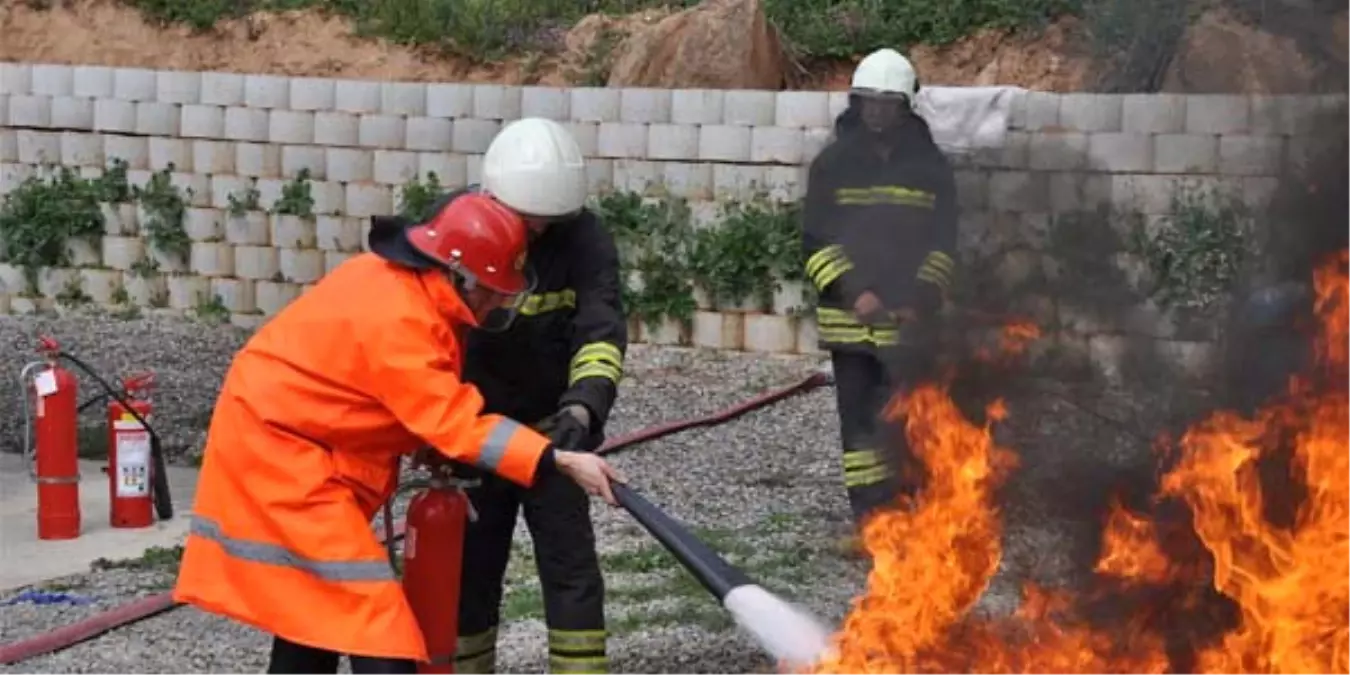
xmin=0 ymin=370 xmax=831 ymax=666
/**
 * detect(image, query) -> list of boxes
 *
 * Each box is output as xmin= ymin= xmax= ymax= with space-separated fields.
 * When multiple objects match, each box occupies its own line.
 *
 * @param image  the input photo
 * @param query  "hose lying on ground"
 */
xmin=0 ymin=371 xmax=833 ymax=666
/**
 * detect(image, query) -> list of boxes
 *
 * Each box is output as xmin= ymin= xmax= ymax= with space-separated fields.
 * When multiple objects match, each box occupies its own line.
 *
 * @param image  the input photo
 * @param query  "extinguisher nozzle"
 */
xmin=723 ymin=583 xmax=833 ymax=671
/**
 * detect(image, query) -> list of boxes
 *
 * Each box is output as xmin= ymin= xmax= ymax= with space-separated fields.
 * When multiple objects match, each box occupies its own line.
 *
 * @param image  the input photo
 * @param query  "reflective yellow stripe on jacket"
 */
xmin=816 ymin=308 xmax=900 ymax=346
xmin=569 ymin=342 xmax=623 ymax=386
xmin=916 ymin=251 xmax=956 ymax=291
xmin=521 ymin=289 xmax=577 ymax=316
xmin=805 ymin=244 xmax=853 ymax=291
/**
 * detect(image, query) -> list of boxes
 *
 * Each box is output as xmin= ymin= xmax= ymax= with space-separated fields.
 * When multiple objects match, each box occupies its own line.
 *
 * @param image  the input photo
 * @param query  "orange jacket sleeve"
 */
xmin=363 ymin=314 xmax=551 ymax=487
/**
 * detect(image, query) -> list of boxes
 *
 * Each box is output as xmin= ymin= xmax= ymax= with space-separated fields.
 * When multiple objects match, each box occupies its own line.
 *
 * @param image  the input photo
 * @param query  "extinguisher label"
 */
xmin=405 ymin=525 xmax=417 ymax=561
xmin=115 ymin=427 xmax=152 ymax=498
xmin=33 ymin=369 xmax=59 ymax=397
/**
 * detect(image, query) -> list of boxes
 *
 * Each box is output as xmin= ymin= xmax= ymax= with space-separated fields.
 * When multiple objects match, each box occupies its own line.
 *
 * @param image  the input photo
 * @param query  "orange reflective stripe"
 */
xmin=189 ymin=514 xmax=394 ymax=582
xmin=473 ymin=417 xmax=548 ymax=486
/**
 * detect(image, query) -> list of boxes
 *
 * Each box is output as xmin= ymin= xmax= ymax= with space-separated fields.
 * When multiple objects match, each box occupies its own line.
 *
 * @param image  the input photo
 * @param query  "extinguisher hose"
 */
xmin=18 ymin=361 xmax=49 ymax=481
xmin=52 ymin=351 xmax=174 ymax=521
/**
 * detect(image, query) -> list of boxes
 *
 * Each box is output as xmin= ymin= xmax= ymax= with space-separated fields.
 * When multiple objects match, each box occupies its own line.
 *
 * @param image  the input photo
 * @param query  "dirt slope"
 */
xmin=0 ymin=0 xmax=1343 ymax=92
xmin=0 ymin=0 xmax=1092 ymax=89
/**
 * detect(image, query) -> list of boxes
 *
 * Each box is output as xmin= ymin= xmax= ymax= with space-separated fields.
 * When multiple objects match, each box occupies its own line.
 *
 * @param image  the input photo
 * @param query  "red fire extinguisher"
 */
xmin=26 ymin=337 xmax=81 ymax=540
xmin=109 ymin=372 xmax=156 ymax=529
xmin=398 ymin=460 xmax=479 ymax=674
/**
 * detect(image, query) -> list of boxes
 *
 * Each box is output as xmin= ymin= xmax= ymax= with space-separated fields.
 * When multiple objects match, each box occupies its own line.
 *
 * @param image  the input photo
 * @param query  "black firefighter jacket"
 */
xmin=801 ymin=116 xmax=959 ymax=354
xmin=438 ymin=194 xmax=630 ymax=449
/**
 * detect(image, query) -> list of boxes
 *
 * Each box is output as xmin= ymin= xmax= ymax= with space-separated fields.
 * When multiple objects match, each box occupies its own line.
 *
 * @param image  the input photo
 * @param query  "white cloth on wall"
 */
xmin=914 ymin=86 xmax=1027 ymax=154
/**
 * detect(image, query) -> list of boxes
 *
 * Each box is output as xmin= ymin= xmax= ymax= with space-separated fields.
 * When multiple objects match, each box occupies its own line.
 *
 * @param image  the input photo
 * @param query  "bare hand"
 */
xmin=555 ymin=451 xmax=624 ymax=505
xmin=853 ymin=291 xmax=883 ymax=319
xmin=891 ymin=307 xmax=918 ymax=323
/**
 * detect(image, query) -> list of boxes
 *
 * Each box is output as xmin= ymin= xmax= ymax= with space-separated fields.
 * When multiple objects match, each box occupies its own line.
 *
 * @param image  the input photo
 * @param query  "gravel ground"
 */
xmin=0 ymin=310 xmax=1167 ymax=674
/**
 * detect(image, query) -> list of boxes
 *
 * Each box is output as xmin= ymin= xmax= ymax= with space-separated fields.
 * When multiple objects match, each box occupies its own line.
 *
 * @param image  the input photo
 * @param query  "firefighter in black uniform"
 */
xmin=442 ymin=118 xmax=626 ymax=675
xmin=801 ymin=48 xmax=959 ymax=534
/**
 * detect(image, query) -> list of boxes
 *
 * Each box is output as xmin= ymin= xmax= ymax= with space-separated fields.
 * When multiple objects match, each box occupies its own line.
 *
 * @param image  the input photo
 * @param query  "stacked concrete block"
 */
xmin=0 ymin=63 xmax=1340 ymax=358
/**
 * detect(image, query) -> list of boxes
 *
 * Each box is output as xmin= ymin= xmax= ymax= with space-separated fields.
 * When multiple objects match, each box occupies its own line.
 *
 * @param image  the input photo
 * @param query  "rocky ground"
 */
xmin=0 ymin=310 xmax=1165 ymax=673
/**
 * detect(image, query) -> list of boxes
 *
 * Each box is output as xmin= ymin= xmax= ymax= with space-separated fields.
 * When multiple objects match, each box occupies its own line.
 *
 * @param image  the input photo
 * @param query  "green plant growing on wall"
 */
xmin=95 ymin=158 xmax=135 ymax=204
xmin=227 ymin=178 xmax=262 ymax=218
xmin=110 ymin=280 xmax=141 ymax=320
xmin=55 ymin=274 xmax=92 ymax=308
xmin=273 ymin=169 xmax=316 ymax=220
xmin=592 ymin=190 xmax=698 ymax=330
xmin=0 ymin=166 xmax=106 ymax=289
xmin=193 ymin=291 xmax=231 ymax=324
xmin=135 ymin=165 xmax=193 ymax=261
xmin=397 ymin=172 xmax=443 ymax=221
xmin=690 ymin=194 xmax=804 ymax=310
xmin=110 ymin=282 xmax=131 ymax=305
xmin=130 ymin=257 xmax=160 ymax=279
xmin=1129 ymin=182 xmax=1250 ymax=312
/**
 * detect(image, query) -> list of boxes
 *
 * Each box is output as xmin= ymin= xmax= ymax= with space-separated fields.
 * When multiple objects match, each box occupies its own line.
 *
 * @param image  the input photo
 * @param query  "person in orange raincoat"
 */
xmin=171 ymin=192 xmax=624 ymax=675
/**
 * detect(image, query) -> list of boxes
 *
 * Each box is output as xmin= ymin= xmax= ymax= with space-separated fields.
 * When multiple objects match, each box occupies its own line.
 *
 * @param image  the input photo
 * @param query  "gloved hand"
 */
xmin=536 ymin=405 xmax=591 ymax=451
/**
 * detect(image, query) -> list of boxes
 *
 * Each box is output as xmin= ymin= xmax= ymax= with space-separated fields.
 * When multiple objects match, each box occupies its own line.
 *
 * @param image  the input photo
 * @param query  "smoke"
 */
xmin=842 ymin=10 xmax=1350 ymax=669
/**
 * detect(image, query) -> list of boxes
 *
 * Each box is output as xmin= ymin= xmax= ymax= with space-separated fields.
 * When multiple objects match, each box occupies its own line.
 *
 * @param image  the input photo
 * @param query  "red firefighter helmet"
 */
xmin=406 ymin=193 xmax=530 ymax=295
xmin=370 ymin=192 xmax=531 ymax=297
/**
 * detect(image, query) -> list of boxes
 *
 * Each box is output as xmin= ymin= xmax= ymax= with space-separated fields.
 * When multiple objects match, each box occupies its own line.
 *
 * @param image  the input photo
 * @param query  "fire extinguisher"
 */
xmin=391 ymin=458 xmax=479 ymax=674
xmin=21 ymin=338 xmax=82 ymax=541
xmin=109 ymin=372 xmax=156 ymax=529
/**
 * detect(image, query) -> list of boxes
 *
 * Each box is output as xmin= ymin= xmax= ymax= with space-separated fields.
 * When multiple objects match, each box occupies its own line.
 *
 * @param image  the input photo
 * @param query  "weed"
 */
xmin=0 ymin=165 xmax=106 ymax=287
xmin=91 ymin=544 xmax=184 ymax=571
xmin=193 ymin=292 xmax=232 ymax=324
xmin=274 ymin=169 xmax=316 ymax=220
xmin=227 ymin=178 xmax=262 ymax=218
xmin=397 ymin=172 xmax=444 ymax=221
xmin=95 ymin=158 xmax=135 ymax=204
xmin=55 ymin=274 xmax=92 ymax=308
xmin=690 ymin=193 xmax=803 ymax=310
xmin=135 ymin=165 xmax=193 ymax=261
xmin=130 ymin=257 xmax=161 ymax=279
xmin=110 ymin=283 xmax=131 ymax=306
xmin=1129 ymin=181 xmax=1250 ymax=312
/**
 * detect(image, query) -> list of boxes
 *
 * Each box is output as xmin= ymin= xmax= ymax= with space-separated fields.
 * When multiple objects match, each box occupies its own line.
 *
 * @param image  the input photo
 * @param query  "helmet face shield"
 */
xmin=467 ymin=264 xmax=538 ymax=333
xmin=851 ymin=89 xmax=911 ymax=134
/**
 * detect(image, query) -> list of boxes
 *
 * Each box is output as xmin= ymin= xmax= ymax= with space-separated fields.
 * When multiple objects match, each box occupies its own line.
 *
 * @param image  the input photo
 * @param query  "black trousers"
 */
xmin=455 ymin=468 xmax=606 ymax=674
xmin=831 ymin=346 xmax=934 ymax=525
xmin=266 ymin=635 xmax=416 ymax=674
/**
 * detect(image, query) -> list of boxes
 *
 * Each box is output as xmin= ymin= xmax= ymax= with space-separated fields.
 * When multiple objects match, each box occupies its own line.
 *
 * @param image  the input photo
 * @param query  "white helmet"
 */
xmin=482 ymin=117 xmax=588 ymax=218
xmin=850 ymin=48 xmax=918 ymax=99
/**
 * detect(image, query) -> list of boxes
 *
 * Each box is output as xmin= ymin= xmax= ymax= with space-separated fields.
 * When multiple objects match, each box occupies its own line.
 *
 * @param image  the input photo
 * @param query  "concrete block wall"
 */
xmin=1 ymin=62 xmax=1345 ymax=368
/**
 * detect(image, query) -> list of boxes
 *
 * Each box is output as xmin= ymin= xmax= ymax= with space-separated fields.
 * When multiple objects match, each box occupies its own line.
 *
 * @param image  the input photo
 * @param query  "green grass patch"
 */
xmin=487 ymin=514 xmax=827 ymax=632
xmin=90 ymin=544 xmax=184 ymax=570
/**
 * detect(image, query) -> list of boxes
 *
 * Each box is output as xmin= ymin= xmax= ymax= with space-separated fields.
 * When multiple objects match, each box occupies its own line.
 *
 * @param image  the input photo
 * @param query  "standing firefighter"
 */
xmin=172 ymin=193 xmax=624 ymax=675
xmin=446 ymin=118 xmax=626 ymax=675
xmin=801 ymin=48 xmax=959 ymax=534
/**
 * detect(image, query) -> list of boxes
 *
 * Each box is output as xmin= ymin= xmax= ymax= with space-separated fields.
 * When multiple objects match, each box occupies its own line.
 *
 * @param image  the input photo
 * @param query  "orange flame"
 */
xmin=812 ymin=251 xmax=1349 ymax=674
